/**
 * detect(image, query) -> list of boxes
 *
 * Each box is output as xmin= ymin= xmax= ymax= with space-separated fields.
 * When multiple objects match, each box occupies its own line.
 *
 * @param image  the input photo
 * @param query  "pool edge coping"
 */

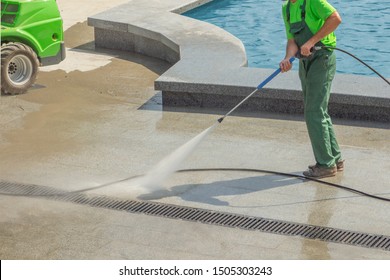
xmin=88 ymin=0 xmax=390 ymax=122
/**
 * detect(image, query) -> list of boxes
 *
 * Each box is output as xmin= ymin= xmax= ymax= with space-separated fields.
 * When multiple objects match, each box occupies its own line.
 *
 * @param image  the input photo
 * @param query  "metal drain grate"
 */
xmin=1 ymin=180 xmax=390 ymax=251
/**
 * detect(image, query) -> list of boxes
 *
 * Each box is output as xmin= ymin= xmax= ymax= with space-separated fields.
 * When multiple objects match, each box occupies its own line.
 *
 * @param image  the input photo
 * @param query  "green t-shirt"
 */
xmin=282 ymin=0 xmax=337 ymax=47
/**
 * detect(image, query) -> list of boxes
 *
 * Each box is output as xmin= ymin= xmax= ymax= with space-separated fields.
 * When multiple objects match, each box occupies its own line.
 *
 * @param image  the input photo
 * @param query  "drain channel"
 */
xmin=1 ymin=180 xmax=390 ymax=252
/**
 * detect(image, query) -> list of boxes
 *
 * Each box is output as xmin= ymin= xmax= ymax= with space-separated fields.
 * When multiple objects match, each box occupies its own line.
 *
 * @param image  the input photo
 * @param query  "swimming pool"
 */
xmin=184 ymin=0 xmax=390 ymax=77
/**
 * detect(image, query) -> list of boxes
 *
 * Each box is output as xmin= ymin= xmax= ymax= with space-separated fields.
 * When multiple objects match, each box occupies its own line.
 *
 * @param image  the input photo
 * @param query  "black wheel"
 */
xmin=1 ymin=42 xmax=39 ymax=95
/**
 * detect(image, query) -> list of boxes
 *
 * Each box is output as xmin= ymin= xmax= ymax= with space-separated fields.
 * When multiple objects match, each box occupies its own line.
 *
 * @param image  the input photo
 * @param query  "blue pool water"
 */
xmin=184 ymin=0 xmax=390 ymax=77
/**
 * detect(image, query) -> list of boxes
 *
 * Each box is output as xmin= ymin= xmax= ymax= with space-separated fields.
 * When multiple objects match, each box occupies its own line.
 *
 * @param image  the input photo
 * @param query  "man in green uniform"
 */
xmin=279 ymin=0 xmax=344 ymax=178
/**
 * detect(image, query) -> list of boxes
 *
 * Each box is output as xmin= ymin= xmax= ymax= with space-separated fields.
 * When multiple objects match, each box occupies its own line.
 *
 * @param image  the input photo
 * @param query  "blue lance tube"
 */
xmin=218 ymin=56 xmax=295 ymax=123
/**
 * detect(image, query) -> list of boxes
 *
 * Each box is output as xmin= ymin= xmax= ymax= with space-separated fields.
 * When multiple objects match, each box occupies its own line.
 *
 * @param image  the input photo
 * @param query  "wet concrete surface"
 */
xmin=1 ymin=1 xmax=390 ymax=260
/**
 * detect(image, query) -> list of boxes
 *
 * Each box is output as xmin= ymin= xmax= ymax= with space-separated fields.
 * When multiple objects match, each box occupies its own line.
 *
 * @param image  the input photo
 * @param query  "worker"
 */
xmin=279 ymin=0 xmax=344 ymax=178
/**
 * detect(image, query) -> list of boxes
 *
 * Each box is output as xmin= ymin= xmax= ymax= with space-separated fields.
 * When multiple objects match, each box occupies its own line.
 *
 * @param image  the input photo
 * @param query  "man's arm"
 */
xmin=280 ymin=39 xmax=298 ymax=72
xmin=300 ymin=11 xmax=342 ymax=56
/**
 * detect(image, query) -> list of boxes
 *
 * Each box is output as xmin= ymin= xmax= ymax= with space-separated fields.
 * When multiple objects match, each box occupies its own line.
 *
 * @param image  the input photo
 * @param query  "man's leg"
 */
xmin=304 ymin=53 xmax=338 ymax=168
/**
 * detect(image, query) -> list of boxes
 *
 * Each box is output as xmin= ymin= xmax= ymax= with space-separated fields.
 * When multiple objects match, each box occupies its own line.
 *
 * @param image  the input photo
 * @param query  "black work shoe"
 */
xmin=336 ymin=160 xmax=345 ymax=171
xmin=303 ymin=165 xmax=337 ymax=179
xmin=309 ymin=160 xmax=345 ymax=172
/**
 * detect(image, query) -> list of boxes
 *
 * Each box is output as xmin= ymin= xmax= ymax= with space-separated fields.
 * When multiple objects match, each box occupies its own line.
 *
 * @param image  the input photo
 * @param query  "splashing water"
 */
xmin=136 ymin=122 xmax=219 ymax=190
xmin=133 ymin=59 xmax=286 ymax=191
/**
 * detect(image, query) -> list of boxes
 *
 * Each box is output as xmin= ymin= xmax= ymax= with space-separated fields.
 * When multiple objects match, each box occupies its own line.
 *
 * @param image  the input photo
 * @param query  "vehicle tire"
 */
xmin=1 ymin=42 xmax=39 ymax=95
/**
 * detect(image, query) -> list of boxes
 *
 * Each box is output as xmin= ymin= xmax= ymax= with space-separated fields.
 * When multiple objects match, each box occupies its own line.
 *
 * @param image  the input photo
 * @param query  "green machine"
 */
xmin=1 ymin=0 xmax=65 ymax=95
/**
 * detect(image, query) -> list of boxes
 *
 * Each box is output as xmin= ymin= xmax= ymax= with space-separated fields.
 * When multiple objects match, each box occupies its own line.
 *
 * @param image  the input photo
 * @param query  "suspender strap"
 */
xmin=286 ymin=0 xmax=307 ymax=23
xmin=286 ymin=1 xmax=291 ymax=22
xmin=300 ymin=0 xmax=307 ymax=20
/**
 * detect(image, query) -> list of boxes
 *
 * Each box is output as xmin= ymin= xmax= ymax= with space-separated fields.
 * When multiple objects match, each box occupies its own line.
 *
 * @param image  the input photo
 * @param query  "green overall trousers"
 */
xmin=286 ymin=0 xmax=341 ymax=168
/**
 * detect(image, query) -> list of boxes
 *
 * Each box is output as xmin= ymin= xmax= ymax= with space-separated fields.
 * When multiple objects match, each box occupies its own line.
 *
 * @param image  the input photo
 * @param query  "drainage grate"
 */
xmin=1 ymin=180 xmax=390 ymax=252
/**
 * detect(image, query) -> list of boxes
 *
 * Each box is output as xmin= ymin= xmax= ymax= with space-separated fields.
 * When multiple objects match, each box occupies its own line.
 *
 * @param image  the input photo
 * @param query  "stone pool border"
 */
xmin=88 ymin=0 xmax=390 ymax=122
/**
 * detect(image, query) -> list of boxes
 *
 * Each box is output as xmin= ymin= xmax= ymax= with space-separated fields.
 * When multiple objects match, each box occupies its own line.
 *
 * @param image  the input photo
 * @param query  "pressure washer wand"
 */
xmin=217 ymin=56 xmax=296 ymax=123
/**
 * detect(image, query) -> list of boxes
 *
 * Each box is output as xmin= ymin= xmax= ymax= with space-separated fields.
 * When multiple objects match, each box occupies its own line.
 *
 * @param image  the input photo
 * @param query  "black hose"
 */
xmin=317 ymin=45 xmax=390 ymax=86
xmin=2 ymin=168 xmax=389 ymax=203
xmin=177 ymin=168 xmax=390 ymax=202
